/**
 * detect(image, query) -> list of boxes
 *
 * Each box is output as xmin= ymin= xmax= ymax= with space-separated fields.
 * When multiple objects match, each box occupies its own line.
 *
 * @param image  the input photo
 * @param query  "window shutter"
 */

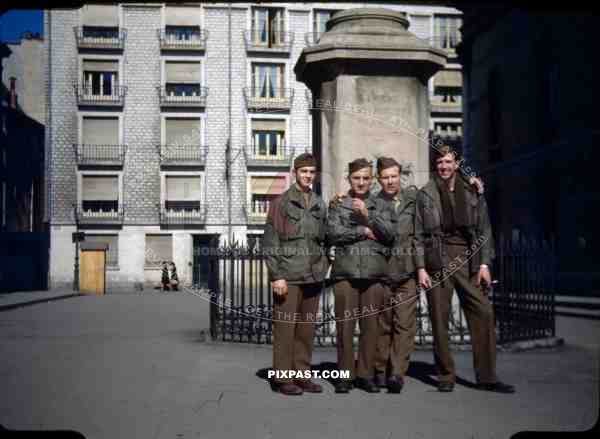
xmin=164 ymin=6 xmax=200 ymax=26
xmin=82 ymin=4 xmax=119 ymax=27
xmin=165 ymin=62 xmax=201 ymax=84
xmin=82 ymin=117 xmax=119 ymax=144
xmin=82 ymin=176 xmax=118 ymax=200
xmin=83 ymin=60 xmax=118 ymax=72
xmin=165 ymin=119 xmax=200 ymax=146
xmin=251 ymin=119 xmax=286 ymax=131
xmin=434 ymin=69 xmax=462 ymax=88
xmin=166 ymin=176 xmax=202 ymax=200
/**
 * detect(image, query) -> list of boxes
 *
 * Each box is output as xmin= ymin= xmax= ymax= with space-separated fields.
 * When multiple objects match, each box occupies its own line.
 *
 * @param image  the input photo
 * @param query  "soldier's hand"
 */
xmin=469 ymin=176 xmax=485 ymax=194
xmin=363 ymin=227 xmax=377 ymax=241
xmin=475 ymin=266 xmax=492 ymax=291
xmin=329 ymin=192 xmax=345 ymax=208
xmin=271 ymin=279 xmax=288 ymax=298
xmin=417 ymin=269 xmax=432 ymax=290
xmin=351 ymin=198 xmax=368 ymax=218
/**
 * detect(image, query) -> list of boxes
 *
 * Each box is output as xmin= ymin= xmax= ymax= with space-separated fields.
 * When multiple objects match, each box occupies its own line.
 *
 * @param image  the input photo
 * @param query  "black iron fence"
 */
xmin=491 ymin=234 xmax=556 ymax=343
xmin=208 ymin=233 xmax=556 ymax=346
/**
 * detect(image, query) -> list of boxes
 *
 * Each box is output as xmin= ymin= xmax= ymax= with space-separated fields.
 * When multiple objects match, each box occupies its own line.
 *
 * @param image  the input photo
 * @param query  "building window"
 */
xmin=81 ymin=175 xmax=119 ymax=213
xmin=434 ymin=87 xmax=461 ymax=105
xmin=251 ymin=7 xmax=285 ymax=47
xmin=85 ymin=234 xmax=119 ymax=267
xmin=164 ymin=175 xmax=202 ymax=211
xmin=434 ymin=15 xmax=462 ymax=53
xmin=248 ymin=175 xmax=288 ymax=219
xmin=82 ymin=60 xmax=119 ymax=96
xmin=82 ymin=117 xmax=119 ymax=145
xmin=145 ymin=234 xmax=172 ymax=268
xmin=164 ymin=6 xmax=200 ymax=36
xmin=164 ymin=118 xmax=201 ymax=146
xmin=251 ymin=63 xmax=285 ymax=99
xmin=164 ymin=61 xmax=202 ymax=97
xmin=81 ymin=4 xmax=119 ymax=39
xmin=251 ymin=119 xmax=286 ymax=158
xmin=313 ymin=9 xmax=337 ymax=37
xmin=165 ymin=25 xmax=201 ymax=41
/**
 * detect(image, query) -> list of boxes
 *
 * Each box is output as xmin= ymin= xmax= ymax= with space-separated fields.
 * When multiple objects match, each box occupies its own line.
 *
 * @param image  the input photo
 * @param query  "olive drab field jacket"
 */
xmin=376 ymin=186 xmax=419 ymax=284
xmin=263 ymin=184 xmax=329 ymax=283
xmin=326 ymin=192 xmax=394 ymax=280
xmin=414 ymin=176 xmax=495 ymax=274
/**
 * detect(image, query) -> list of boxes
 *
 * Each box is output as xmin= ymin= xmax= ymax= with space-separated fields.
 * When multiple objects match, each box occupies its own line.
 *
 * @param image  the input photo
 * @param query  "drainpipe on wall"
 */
xmin=46 ymin=10 xmax=53 ymax=288
xmin=227 ymin=2 xmax=232 ymax=245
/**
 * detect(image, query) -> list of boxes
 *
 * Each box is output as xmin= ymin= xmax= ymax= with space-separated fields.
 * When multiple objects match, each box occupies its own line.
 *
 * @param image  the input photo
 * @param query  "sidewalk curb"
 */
xmin=0 ymin=293 xmax=84 ymax=312
xmin=498 ymin=336 xmax=565 ymax=352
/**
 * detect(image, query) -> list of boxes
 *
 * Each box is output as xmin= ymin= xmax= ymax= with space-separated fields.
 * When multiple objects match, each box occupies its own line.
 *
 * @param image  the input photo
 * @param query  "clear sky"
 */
xmin=0 ymin=10 xmax=43 ymax=42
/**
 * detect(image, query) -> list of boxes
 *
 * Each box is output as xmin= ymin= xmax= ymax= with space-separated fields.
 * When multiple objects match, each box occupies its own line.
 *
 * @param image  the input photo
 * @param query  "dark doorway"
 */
xmin=192 ymin=235 xmax=219 ymax=289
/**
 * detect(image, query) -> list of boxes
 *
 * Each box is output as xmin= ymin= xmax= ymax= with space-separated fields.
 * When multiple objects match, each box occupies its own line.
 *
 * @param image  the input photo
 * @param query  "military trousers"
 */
xmin=334 ymin=279 xmax=385 ymax=381
xmin=425 ymin=243 xmax=497 ymax=385
xmin=272 ymin=282 xmax=322 ymax=384
xmin=374 ymin=278 xmax=418 ymax=377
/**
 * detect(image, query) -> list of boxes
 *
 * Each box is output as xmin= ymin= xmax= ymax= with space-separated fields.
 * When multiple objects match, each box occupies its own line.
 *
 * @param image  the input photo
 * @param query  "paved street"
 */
xmin=0 ymin=291 xmax=597 ymax=439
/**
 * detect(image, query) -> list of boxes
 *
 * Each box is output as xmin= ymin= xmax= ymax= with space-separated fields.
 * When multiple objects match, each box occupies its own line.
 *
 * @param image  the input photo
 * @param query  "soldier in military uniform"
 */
xmin=263 ymin=153 xmax=329 ymax=395
xmin=371 ymin=157 xmax=419 ymax=393
xmin=414 ymin=146 xmax=515 ymax=393
xmin=326 ymin=158 xmax=395 ymax=393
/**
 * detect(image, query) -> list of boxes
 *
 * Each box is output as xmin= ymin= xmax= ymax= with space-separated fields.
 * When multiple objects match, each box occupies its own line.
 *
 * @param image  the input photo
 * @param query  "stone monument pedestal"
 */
xmin=295 ymin=8 xmax=447 ymax=198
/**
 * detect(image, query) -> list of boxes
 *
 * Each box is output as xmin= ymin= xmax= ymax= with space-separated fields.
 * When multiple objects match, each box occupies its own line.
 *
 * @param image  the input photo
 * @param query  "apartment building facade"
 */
xmin=45 ymin=3 xmax=462 ymax=292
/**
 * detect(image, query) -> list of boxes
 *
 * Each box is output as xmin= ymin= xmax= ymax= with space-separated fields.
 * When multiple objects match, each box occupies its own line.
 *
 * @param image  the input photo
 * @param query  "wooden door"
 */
xmin=80 ymin=250 xmax=106 ymax=295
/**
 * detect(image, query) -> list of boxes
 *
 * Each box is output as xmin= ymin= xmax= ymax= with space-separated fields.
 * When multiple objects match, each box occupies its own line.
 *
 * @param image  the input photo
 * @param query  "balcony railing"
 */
xmin=75 ymin=202 xmax=124 ymax=225
xmin=244 ymin=30 xmax=293 ymax=53
xmin=157 ymin=85 xmax=208 ymax=107
xmin=73 ymin=144 xmax=127 ymax=167
xmin=74 ymin=84 xmax=127 ymax=106
xmin=420 ymin=36 xmax=460 ymax=58
xmin=158 ymin=29 xmax=208 ymax=51
xmin=243 ymin=87 xmax=293 ymax=111
xmin=433 ymin=126 xmax=463 ymax=140
xmin=431 ymin=96 xmax=462 ymax=113
xmin=246 ymin=201 xmax=272 ymax=225
xmin=159 ymin=202 xmax=206 ymax=225
xmin=74 ymin=26 xmax=126 ymax=50
xmin=158 ymin=144 xmax=207 ymax=166
xmin=245 ymin=144 xmax=293 ymax=167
